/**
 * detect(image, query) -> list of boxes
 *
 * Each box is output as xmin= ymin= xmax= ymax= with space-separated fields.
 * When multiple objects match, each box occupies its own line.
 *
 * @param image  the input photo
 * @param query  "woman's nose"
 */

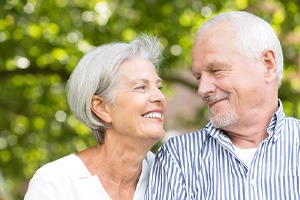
xmin=150 ymin=87 xmax=166 ymax=103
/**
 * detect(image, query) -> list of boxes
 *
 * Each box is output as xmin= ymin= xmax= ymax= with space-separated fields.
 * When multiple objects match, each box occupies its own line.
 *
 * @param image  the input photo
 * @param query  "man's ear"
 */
xmin=91 ymin=95 xmax=112 ymax=123
xmin=262 ymin=49 xmax=277 ymax=83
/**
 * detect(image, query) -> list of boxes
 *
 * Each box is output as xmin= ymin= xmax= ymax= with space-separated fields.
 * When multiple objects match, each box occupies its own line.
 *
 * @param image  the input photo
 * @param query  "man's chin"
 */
xmin=209 ymin=114 xmax=237 ymax=129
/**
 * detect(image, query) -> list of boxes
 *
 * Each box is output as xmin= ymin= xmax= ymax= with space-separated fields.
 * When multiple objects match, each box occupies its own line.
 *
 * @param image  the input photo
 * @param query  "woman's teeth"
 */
xmin=143 ymin=112 xmax=162 ymax=118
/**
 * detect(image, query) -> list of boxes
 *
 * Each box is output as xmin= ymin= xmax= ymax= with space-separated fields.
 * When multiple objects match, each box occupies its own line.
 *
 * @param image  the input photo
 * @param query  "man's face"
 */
xmin=192 ymin=24 xmax=267 ymax=130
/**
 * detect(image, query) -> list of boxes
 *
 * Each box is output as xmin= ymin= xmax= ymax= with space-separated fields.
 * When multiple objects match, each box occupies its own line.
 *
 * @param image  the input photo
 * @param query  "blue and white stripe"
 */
xmin=145 ymin=101 xmax=300 ymax=200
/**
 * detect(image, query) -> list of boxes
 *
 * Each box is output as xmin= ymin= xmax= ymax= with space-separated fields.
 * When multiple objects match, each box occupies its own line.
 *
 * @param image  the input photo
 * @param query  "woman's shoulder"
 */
xmin=32 ymin=154 xmax=89 ymax=180
xmin=25 ymin=154 xmax=105 ymax=199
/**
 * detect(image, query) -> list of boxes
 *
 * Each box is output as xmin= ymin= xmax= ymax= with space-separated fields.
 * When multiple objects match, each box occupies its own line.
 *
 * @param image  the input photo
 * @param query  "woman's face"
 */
xmin=107 ymin=56 xmax=167 ymax=142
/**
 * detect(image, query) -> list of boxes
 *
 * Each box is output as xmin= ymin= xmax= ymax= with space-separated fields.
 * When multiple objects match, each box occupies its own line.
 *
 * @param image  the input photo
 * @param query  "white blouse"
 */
xmin=24 ymin=152 xmax=155 ymax=200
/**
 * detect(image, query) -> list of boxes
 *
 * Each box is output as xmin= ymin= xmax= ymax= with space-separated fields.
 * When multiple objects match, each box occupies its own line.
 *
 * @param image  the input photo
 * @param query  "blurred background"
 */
xmin=1 ymin=0 xmax=300 ymax=199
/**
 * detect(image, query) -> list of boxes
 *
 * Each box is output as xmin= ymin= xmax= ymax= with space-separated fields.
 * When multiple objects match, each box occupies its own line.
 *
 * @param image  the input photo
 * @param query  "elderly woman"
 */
xmin=24 ymin=35 xmax=167 ymax=200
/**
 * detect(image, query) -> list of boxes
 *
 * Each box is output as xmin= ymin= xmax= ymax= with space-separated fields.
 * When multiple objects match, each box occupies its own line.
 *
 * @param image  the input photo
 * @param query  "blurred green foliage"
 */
xmin=0 ymin=0 xmax=299 ymax=199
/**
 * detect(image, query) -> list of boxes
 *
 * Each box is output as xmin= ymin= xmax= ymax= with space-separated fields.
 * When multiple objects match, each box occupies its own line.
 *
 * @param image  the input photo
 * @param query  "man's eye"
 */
xmin=211 ymin=69 xmax=223 ymax=73
xmin=157 ymin=85 xmax=163 ymax=90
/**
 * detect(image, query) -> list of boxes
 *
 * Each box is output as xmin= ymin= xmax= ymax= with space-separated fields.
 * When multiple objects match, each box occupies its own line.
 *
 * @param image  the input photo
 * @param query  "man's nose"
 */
xmin=197 ymin=74 xmax=216 ymax=97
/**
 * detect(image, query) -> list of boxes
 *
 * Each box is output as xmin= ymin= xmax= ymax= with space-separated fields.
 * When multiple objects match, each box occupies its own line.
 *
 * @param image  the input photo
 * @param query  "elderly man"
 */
xmin=145 ymin=11 xmax=300 ymax=200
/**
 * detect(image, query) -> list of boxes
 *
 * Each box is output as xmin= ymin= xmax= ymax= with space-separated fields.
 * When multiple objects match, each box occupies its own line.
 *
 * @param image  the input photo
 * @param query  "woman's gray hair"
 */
xmin=195 ymin=11 xmax=284 ymax=87
xmin=66 ymin=34 xmax=162 ymax=144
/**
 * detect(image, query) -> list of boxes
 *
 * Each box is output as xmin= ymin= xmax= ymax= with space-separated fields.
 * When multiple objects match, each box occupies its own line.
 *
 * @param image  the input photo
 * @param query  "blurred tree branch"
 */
xmin=0 ymin=68 xmax=198 ymax=91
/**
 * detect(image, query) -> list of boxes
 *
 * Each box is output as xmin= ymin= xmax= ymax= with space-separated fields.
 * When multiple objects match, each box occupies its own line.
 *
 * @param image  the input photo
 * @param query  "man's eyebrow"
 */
xmin=207 ymin=61 xmax=232 ymax=69
xmin=192 ymin=61 xmax=231 ymax=75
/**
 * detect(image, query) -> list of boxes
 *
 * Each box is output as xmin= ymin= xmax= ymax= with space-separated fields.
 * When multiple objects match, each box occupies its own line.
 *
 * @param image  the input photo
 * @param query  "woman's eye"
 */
xmin=135 ymin=85 xmax=146 ymax=90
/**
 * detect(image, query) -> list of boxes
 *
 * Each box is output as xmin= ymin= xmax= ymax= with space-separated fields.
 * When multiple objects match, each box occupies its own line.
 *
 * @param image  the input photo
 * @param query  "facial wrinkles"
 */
xmin=203 ymin=92 xmax=228 ymax=106
xmin=211 ymin=109 xmax=238 ymax=129
xmin=204 ymin=91 xmax=238 ymax=128
xmin=193 ymin=26 xmax=241 ymax=129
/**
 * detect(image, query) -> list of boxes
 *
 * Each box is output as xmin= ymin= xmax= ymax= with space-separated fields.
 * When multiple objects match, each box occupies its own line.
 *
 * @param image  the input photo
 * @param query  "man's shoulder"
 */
xmin=156 ymin=129 xmax=211 ymax=168
xmin=169 ymin=129 xmax=208 ymax=143
xmin=282 ymin=116 xmax=300 ymax=130
xmin=285 ymin=116 xmax=300 ymax=123
xmin=161 ymin=128 xmax=209 ymax=153
xmin=283 ymin=116 xmax=300 ymax=135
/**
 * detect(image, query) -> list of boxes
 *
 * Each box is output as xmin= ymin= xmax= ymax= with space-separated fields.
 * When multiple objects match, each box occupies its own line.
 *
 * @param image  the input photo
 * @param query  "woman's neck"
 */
xmin=77 ymin=138 xmax=149 ymax=200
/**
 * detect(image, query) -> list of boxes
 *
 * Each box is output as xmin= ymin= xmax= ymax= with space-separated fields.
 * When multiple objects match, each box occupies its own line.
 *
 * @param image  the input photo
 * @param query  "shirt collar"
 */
xmin=267 ymin=99 xmax=285 ymax=141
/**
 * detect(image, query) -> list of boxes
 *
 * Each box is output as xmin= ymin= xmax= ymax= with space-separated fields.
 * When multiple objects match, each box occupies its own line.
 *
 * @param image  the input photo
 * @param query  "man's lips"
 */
xmin=205 ymin=95 xmax=228 ymax=107
xmin=208 ymin=99 xmax=222 ymax=107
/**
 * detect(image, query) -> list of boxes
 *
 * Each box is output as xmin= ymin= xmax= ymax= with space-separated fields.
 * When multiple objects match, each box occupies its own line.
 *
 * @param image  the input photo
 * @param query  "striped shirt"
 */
xmin=145 ymin=101 xmax=300 ymax=200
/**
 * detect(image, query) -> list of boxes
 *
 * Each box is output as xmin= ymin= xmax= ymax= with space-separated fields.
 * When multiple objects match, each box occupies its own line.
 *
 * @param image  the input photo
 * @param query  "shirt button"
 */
xmin=250 ymin=179 xmax=256 ymax=185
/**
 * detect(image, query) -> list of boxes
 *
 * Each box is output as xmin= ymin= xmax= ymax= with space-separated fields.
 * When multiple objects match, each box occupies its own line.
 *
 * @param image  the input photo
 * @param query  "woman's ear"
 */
xmin=262 ymin=49 xmax=277 ymax=83
xmin=91 ymin=95 xmax=112 ymax=123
